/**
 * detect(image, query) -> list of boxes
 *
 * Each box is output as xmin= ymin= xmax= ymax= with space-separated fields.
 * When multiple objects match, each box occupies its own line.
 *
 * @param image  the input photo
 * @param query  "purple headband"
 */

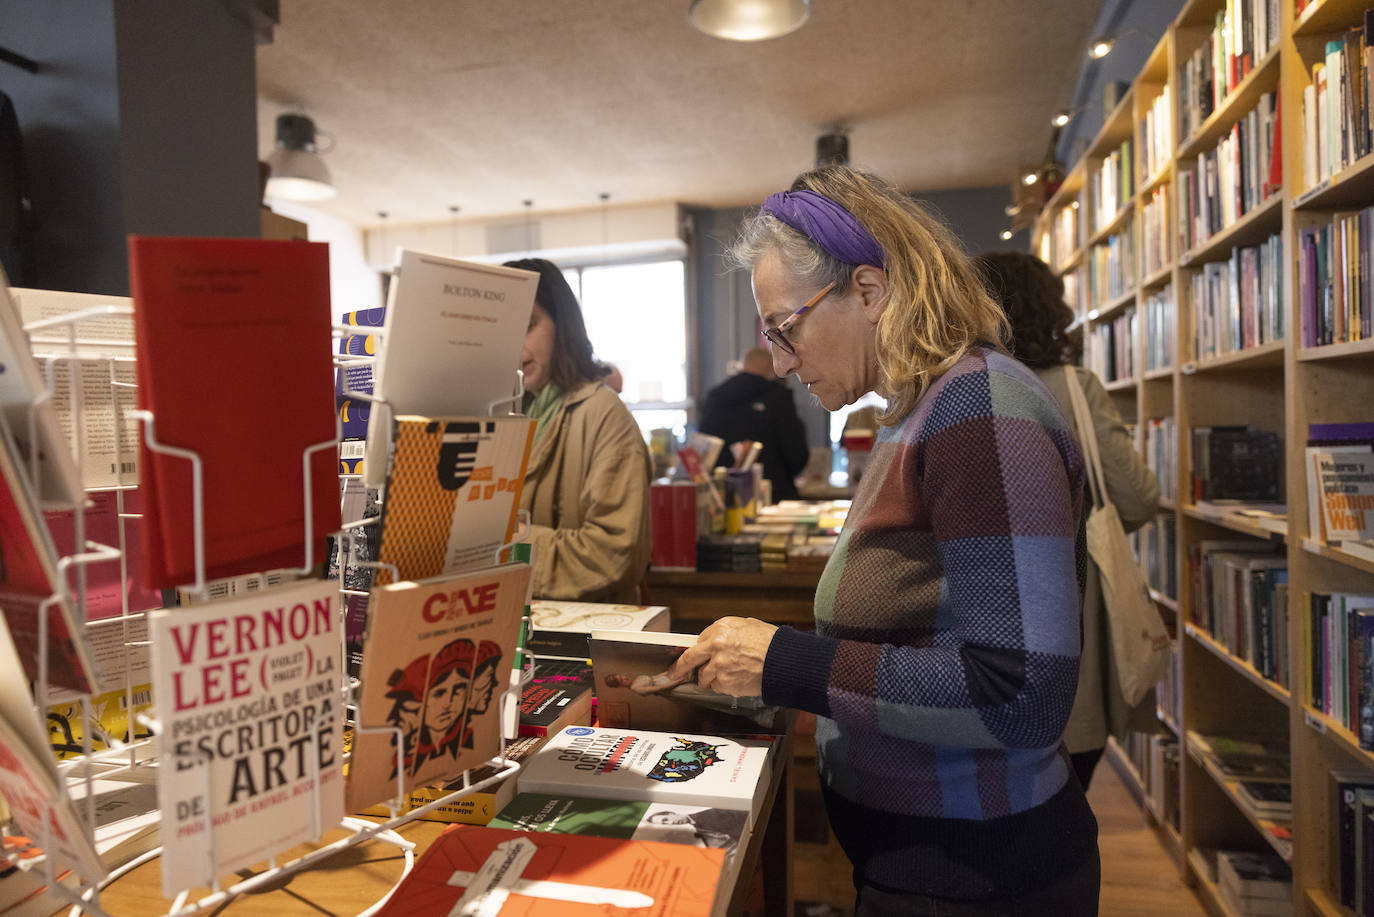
xmin=761 ymin=189 xmax=885 ymax=268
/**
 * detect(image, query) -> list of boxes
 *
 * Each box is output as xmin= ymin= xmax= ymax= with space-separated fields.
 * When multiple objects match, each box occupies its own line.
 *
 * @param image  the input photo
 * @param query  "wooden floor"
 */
xmin=790 ymin=748 xmax=1207 ymax=916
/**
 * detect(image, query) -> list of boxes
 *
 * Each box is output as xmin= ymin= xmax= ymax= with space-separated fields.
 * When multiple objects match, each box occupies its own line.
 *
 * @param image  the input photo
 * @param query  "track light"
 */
xmin=1022 ymin=172 xmax=1039 ymax=186
xmin=1000 ymin=229 xmax=1014 ymax=241
xmin=1088 ymin=28 xmax=1157 ymax=60
xmin=264 ymin=114 xmax=335 ymax=202
xmin=688 ymin=0 xmax=810 ymax=41
xmin=1052 ymin=108 xmax=1081 ymax=128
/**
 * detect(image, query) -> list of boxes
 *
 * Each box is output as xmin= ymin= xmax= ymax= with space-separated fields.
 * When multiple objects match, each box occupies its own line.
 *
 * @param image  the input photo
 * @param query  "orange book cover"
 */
xmin=128 ymin=237 xmax=340 ymax=588
xmin=375 ymin=824 xmax=725 ymax=916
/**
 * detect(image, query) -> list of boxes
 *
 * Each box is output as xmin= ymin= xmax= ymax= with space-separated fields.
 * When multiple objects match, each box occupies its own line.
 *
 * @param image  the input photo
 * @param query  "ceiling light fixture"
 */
xmin=1088 ymin=28 xmax=1157 ymax=60
xmin=1022 ymin=171 xmax=1039 ymax=186
xmin=264 ymin=113 xmax=335 ymax=202
xmin=688 ymin=0 xmax=810 ymax=41
xmin=1000 ymin=229 xmax=1014 ymax=241
xmin=1051 ymin=108 xmax=1081 ymax=128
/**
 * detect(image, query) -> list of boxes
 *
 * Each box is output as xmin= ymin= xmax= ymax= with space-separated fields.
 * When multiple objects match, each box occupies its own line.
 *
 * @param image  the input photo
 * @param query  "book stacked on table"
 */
xmin=760 ymin=531 xmax=791 ymax=573
xmin=695 ymin=533 xmax=763 ymax=572
xmin=525 ymin=600 xmax=669 ymax=661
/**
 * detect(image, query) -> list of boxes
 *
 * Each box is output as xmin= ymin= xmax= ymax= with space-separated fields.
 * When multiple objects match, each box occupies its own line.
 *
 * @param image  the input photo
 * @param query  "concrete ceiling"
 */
xmin=255 ymin=0 xmax=1103 ymax=229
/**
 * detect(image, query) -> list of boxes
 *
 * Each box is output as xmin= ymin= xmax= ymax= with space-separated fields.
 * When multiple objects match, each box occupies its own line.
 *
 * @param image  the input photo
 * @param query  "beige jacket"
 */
xmin=521 ymin=380 xmax=652 ymax=603
xmin=1036 ymin=366 xmax=1162 ymax=753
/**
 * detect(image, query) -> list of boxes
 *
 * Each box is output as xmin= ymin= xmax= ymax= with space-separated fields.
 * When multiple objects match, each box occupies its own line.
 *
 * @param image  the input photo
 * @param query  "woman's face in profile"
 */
xmin=521 ymin=303 xmax=557 ymax=394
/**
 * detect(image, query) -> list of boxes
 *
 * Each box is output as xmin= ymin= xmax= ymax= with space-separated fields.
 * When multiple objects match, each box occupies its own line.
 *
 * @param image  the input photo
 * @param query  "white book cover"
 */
xmin=528 ymin=601 xmax=669 ymax=659
xmin=148 ymin=578 xmax=344 ymax=895
xmin=348 ymin=562 xmax=530 ymax=813
xmin=517 ymin=726 xmax=773 ymax=820
xmin=363 ymin=253 xmax=537 ymax=486
xmin=1314 ymin=451 xmax=1374 ymax=542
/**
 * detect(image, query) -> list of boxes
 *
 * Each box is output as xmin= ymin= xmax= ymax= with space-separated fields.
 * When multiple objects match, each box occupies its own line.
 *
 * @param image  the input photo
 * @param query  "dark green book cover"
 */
xmin=490 ymin=793 xmax=746 ymax=856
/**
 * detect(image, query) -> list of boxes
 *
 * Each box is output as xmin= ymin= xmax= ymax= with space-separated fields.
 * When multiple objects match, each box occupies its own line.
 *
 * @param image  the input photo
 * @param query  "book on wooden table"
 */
xmin=371 ymin=415 xmax=534 ymax=586
xmin=348 ymin=563 xmax=530 ymax=812
xmin=588 ymin=629 xmax=782 ymax=733
xmin=362 ymin=253 xmax=538 ymax=488
xmin=147 ymin=577 xmax=345 ymax=896
xmin=0 ymin=275 xmax=82 ymax=507
xmin=127 ymin=237 xmax=340 ymax=588
xmin=518 ymin=660 xmax=595 ymax=738
xmin=491 ymin=792 xmax=748 ymax=859
xmin=0 ymin=412 xmax=98 ymax=694
xmin=526 ymin=600 xmax=669 ymax=661
xmin=517 ymin=726 xmax=773 ymax=825
xmin=353 ymin=734 xmax=544 ymax=825
xmin=374 ymin=823 xmax=725 ymax=917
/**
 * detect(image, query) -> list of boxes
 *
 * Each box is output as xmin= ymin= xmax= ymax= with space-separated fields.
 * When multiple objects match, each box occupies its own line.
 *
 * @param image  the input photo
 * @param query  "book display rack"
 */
xmin=1 ymin=295 xmax=538 ymax=917
xmin=1031 ymin=2 xmax=1374 ymax=914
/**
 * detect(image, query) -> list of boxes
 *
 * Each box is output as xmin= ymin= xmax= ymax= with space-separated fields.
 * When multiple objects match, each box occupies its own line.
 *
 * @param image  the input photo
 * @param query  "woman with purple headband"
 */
xmin=668 ymin=166 xmax=1099 ymax=915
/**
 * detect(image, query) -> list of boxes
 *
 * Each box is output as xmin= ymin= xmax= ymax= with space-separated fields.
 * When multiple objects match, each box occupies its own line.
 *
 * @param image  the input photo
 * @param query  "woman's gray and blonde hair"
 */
xmin=729 ymin=165 xmax=1008 ymax=423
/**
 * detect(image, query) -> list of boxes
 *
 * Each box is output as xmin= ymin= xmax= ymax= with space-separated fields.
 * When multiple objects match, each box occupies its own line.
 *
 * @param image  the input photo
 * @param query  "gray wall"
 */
xmin=0 ymin=0 xmax=261 ymax=295
xmin=688 ymin=183 xmax=1015 ymax=445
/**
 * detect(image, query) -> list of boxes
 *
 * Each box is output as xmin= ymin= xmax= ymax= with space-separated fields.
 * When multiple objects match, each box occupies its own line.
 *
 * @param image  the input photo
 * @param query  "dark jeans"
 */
xmin=854 ymin=847 xmax=1101 ymax=917
xmin=1070 ymin=747 xmax=1105 ymax=792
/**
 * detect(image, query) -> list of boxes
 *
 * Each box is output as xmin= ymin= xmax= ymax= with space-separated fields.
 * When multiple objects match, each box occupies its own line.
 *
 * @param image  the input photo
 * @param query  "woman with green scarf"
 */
xmin=503 ymin=258 xmax=652 ymax=602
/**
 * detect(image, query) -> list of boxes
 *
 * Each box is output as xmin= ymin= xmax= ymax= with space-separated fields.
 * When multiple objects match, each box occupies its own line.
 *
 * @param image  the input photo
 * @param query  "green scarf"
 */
xmin=524 ymin=383 xmax=565 ymax=444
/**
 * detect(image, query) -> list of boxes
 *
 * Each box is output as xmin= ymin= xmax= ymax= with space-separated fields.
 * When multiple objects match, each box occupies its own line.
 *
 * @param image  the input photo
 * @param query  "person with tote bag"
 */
xmin=977 ymin=252 xmax=1163 ymax=790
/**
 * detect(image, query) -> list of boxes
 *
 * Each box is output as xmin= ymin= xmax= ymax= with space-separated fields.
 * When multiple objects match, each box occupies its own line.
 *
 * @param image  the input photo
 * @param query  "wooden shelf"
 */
xmin=1301 ymin=705 xmax=1374 ymax=772
xmin=1140 ymin=165 xmax=1171 ymax=198
xmin=1297 ymin=338 xmax=1374 ymax=363
xmin=1151 ymin=589 xmax=1180 ymax=615
xmin=1090 ymin=288 xmax=1137 ymax=321
xmin=1177 ymin=46 xmax=1281 ymax=162
xmin=1307 ymin=885 xmax=1357 ymax=917
xmin=1185 ymin=624 xmax=1291 ymax=705
xmin=1087 ymin=201 xmax=1135 ymax=248
xmin=1104 ymin=377 xmax=1137 ymax=393
xmin=1301 ymin=538 xmax=1374 ymax=577
xmin=1086 ymin=86 xmax=1137 ymax=160
xmin=1042 ymin=159 xmax=1086 ymax=218
xmin=1144 ymin=365 xmax=1175 ymax=381
xmin=1181 ymin=338 xmax=1286 ymax=374
xmin=1294 ymin=149 xmax=1374 ymax=210
xmin=1186 ymin=736 xmax=1294 ymax=863
xmin=1295 ymin=0 xmax=1374 ymax=38
xmin=1160 ymin=496 xmax=1177 ymax=511
xmin=1178 ymin=193 xmax=1285 ymax=267
xmin=1181 ymin=504 xmax=1287 ymax=542
xmin=1140 ymin=264 xmax=1172 ymax=290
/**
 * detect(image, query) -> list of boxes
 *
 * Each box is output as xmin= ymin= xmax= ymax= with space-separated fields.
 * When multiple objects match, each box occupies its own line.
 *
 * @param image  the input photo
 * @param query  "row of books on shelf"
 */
xmin=1177 ymin=90 xmax=1281 ymax=256
xmin=1306 ymin=422 xmax=1374 ymax=559
xmin=1092 ymin=138 xmax=1134 ymax=233
xmin=1086 ymin=306 xmax=1135 ymax=383
xmin=1305 ymin=591 xmax=1374 ymax=746
xmin=1176 ymin=2 xmax=1280 ymax=143
xmin=1194 ymin=846 xmax=1292 ymax=917
xmin=1089 ymin=223 xmax=1136 ymax=307
xmin=1049 ymin=202 xmax=1079 ymax=270
xmin=1331 ymin=766 xmax=1374 ymax=915
xmin=1298 ymin=210 xmax=1374 ymax=348
xmin=1301 ymin=15 xmax=1374 ymax=192
xmin=1156 ymin=639 xmax=1182 ymax=730
xmin=1191 ymin=425 xmax=1283 ymax=506
xmin=1189 ymin=540 xmax=1289 ymax=688
xmin=1142 ymin=184 xmax=1170 ymax=275
xmin=1189 ymin=233 xmax=1284 ymax=361
xmin=1117 ymin=729 xmax=1180 ymax=832
xmin=1140 ymin=85 xmax=1172 ymax=184
xmin=1144 ymin=416 xmax=1178 ymax=503
xmin=1143 ymin=284 xmax=1175 ymax=371
xmin=1190 ymin=731 xmax=1294 ymax=861
xmin=1134 ymin=514 xmax=1178 ymax=602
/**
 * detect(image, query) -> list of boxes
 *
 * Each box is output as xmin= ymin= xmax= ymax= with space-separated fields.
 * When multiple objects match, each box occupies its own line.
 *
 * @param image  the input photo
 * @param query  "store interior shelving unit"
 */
xmin=1032 ymin=2 xmax=1374 ymax=914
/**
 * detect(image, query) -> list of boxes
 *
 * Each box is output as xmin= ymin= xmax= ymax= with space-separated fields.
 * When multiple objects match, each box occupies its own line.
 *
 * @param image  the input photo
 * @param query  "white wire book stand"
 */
xmin=4 ymin=302 xmax=537 ymax=917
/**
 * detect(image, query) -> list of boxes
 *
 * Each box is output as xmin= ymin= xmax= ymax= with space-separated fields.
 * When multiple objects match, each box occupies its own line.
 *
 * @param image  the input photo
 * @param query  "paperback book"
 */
xmin=353 ymin=734 xmax=544 ymax=825
xmin=373 ymin=415 xmax=534 ymax=585
xmin=491 ymin=793 xmax=748 ymax=858
xmin=518 ymin=669 xmax=595 ymax=739
xmin=349 ymin=562 xmax=530 ymax=812
xmin=374 ymin=824 xmax=725 ymax=917
xmin=517 ymin=726 xmax=773 ymax=821
xmin=589 ymin=630 xmax=781 ymax=733
xmin=148 ymin=577 xmax=344 ymax=895
xmin=128 ymin=237 xmax=341 ymax=588
xmin=526 ymin=600 xmax=669 ymax=660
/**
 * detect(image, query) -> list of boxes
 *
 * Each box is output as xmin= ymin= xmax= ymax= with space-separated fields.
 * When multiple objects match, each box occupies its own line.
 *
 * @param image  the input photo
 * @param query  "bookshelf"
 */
xmin=1030 ymin=2 xmax=1374 ymax=911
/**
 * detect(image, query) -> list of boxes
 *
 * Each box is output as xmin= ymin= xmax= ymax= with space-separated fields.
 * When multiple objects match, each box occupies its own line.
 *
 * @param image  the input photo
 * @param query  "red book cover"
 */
xmin=128 ymin=238 xmax=340 ymax=588
xmin=375 ymin=824 xmax=724 ymax=916
xmin=670 ymin=481 xmax=699 ymax=570
xmin=650 ymin=482 xmax=676 ymax=569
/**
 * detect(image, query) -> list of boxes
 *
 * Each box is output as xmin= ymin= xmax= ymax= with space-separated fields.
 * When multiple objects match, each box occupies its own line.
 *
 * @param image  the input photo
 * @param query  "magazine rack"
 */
xmin=3 ymin=303 xmax=536 ymax=917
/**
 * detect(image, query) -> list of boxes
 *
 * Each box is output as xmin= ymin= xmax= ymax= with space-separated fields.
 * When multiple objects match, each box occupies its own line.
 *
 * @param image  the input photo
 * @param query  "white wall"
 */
xmin=264 ymin=199 xmax=382 ymax=318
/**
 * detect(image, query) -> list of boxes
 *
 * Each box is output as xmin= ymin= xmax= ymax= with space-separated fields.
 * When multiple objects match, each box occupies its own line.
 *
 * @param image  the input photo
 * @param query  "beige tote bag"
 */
xmin=1064 ymin=367 xmax=1170 ymax=706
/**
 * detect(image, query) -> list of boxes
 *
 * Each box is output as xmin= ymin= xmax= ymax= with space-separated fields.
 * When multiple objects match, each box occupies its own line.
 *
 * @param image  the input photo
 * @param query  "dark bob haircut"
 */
xmin=974 ymin=251 xmax=1083 ymax=369
xmin=503 ymin=257 xmax=601 ymax=391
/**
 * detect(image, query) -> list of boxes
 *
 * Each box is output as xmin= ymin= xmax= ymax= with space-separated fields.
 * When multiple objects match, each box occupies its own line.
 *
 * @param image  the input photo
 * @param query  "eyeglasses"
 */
xmin=762 ymin=281 xmax=836 ymax=355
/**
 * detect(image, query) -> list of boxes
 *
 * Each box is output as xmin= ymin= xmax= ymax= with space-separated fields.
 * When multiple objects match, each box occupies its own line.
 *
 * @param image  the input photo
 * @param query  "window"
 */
xmin=562 ymin=260 xmax=689 ymax=441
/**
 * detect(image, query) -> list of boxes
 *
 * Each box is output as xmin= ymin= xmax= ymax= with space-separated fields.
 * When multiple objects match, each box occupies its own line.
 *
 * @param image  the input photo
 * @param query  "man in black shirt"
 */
xmin=698 ymin=348 xmax=809 ymax=500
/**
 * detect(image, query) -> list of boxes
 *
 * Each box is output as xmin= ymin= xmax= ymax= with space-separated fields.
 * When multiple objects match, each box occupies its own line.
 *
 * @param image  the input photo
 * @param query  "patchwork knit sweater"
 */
xmin=762 ymin=347 xmax=1095 ymax=898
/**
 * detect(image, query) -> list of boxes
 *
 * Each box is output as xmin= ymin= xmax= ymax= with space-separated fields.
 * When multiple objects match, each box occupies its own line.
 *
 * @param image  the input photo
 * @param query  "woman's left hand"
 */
xmin=667 ymin=616 xmax=778 ymax=698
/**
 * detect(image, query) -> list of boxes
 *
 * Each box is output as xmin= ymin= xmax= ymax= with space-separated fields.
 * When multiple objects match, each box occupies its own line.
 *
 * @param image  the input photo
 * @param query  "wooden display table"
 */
xmin=646 ymin=569 xmax=821 ymax=631
xmin=91 ymin=720 xmax=797 ymax=917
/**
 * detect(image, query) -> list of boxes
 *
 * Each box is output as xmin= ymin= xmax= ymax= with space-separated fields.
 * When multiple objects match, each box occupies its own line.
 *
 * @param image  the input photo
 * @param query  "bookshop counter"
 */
xmin=92 ymin=716 xmax=797 ymax=917
xmin=646 ymin=569 xmax=822 ymax=631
